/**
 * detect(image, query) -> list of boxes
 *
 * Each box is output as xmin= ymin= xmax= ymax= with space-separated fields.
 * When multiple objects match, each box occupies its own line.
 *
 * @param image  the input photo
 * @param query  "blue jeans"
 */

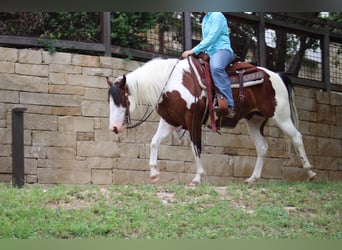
xmin=210 ymin=49 xmax=235 ymax=107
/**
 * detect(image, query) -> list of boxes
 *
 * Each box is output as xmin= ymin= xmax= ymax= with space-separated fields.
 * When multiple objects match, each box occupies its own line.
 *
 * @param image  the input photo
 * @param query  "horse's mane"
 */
xmin=126 ymin=58 xmax=179 ymax=107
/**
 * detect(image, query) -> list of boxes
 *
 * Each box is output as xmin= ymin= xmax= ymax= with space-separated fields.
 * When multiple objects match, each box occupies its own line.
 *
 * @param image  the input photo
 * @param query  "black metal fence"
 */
xmin=0 ymin=12 xmax=341 ymax=92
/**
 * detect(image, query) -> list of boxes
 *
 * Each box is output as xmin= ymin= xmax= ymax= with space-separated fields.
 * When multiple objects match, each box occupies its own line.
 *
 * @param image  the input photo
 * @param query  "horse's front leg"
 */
xmin=149 ymin=118 xmax=175 ymax=183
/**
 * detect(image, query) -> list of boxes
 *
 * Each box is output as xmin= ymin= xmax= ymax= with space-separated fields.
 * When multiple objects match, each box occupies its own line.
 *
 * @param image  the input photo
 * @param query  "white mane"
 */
xmin=126 ymin=58 xmax=180 ymax=109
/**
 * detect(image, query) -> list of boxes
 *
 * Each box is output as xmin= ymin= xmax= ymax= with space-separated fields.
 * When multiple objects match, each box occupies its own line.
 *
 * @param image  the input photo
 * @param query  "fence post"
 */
xmin=256 ymin=12 xmax=267 ymax=67
xmin=101 ymin=12 xmax=112 ymax=57
xmin=182 ymin=12 xmax=192 ymax=51
xmin=12 ymin=107 xmax=26 ymax=188
xmin=322 ymin=24 xmax=331 ymax=92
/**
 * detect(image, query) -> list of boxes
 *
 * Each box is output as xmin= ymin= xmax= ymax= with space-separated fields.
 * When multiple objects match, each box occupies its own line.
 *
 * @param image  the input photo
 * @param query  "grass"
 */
xmin=0 ymin=181 xmax=341 ymax=239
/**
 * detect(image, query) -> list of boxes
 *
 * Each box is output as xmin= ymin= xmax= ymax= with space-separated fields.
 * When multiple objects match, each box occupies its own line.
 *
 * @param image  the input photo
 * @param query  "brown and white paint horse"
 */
xmin=107 ymin=57 xmax=317 ymax=185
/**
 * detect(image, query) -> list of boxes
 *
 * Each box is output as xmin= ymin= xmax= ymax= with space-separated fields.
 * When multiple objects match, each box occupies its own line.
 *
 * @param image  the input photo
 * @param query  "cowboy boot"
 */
xmin=213 ymin=94 xmax=235 ymax=118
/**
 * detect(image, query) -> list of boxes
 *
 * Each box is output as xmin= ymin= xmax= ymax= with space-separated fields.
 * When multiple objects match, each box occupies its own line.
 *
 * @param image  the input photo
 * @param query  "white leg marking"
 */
xmin=189 ymin=142 xmax=205 ymax=186
xmin=245 ymin=117 xmax=268 ymax=184
xmin=149 ymin=118 xmax=175 ymax=183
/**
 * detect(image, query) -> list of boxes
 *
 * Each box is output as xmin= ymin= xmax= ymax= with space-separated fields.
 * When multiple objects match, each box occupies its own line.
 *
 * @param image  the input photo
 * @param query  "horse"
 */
xmin=106 ymin=56 xmax=317 ymax=185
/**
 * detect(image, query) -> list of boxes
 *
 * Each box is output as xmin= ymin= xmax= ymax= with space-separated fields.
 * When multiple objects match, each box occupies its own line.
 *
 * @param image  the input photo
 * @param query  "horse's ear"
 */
xmin=106 ymin=76 xmax=113 ymax=86
xmin=119 ymin=75 xmax=127 ymax=87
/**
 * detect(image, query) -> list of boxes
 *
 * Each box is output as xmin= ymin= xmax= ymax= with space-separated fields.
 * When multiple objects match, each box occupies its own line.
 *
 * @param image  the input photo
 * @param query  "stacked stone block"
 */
xmin=0 ymin=47 xmax=341 ymax=185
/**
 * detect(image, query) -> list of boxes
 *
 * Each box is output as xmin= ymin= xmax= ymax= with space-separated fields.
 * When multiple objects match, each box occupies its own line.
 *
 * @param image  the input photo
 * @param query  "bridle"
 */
xmin=108 ymin=59 xmax=179 ymax=130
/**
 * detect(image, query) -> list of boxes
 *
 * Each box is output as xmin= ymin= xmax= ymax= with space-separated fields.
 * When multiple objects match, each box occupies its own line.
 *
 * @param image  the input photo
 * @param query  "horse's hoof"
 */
xmin=245 ymin=177 xmax=257 ymax=185
xmin=308 ymin=172 xmax=317 ymax=182
xmin=189 ymin=180 xmax=200 ymax=186
xmin=151 ymin=174 xmax=160 ymax=183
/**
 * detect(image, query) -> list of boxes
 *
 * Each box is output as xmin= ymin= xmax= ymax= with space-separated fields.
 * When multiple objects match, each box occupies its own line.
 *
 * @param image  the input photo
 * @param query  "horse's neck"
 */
xmin=126 ymin=59 xmax=178 ymax=107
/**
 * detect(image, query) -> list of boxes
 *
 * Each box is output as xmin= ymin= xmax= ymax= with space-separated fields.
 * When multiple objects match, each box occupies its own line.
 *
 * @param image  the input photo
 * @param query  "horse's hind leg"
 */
xmin=245 ymin=116 xmax=269 ymax=184
xmin=274 ymin=118 xmax=317 ymax=181
xmin=149 ymin=118 xmax=175 ymax=183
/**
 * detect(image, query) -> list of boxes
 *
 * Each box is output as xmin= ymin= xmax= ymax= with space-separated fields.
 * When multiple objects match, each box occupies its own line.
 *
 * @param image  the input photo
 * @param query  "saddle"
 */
xmin=190 ymin=54 xmax=266 ymax=133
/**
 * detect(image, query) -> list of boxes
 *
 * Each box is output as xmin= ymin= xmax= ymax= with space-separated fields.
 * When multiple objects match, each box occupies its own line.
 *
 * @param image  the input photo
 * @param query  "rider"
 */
xmin=182 ymin=12 xmax=235 ymax=118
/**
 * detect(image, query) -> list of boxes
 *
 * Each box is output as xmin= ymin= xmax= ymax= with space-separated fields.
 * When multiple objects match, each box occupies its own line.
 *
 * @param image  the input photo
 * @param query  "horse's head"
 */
xmin=107 ymin=75 xmax=130 ymax=134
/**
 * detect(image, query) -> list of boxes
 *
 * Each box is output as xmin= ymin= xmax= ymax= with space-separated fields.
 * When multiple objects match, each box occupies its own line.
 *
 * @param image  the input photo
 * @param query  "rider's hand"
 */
xmin=182 ymin=50 xmax=194 ymax=58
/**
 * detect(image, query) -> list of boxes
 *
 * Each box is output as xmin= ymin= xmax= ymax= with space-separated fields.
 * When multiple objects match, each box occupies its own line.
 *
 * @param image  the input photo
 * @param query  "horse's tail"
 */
xmin=278 ymin=72 xmax=299 ymax=128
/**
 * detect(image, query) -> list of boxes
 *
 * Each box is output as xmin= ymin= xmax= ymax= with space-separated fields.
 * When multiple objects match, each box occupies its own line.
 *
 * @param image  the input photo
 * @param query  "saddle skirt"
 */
xmin=191 ymin=56 xmax=265 ymax=90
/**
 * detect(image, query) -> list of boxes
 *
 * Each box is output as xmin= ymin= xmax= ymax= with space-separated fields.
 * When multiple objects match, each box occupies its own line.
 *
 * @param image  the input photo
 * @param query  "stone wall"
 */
xmin=0 ymin=47 xmax=341 ymax=185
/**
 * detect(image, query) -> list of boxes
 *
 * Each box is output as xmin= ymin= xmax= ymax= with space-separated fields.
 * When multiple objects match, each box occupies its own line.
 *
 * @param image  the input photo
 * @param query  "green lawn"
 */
xmin=0 ymin=181 xmax=341 ymax=239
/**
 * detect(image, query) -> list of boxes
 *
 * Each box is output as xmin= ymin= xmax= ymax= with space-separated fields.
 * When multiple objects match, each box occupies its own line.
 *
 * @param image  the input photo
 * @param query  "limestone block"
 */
xmin=41 ymin=159 xmax=85 ymax=169
xmin=0 ymin=157 xmax=11 ymax=173
xmin=24 ymin=104 xmax=52 ymax=115
xmin=49 ymin=73 xmax=68 ymax=85
xmin=91 ymin=169 xmax=112 ymax=184
xmin=52 ymin=107 xmax=81 ymax=116
xmin=157 ymin=145 xmax=193 ymax=162
xmin=15 ymin=63 xmax=49 ymax=77
xmin=21 ymin=92 xmax=81 ymax=107
xmin=0 ymin=47 xmax=18 ymax=62
xmin=232 ymin=156 xmax=256 ymax=178
xmin=82 ymin=67 xmax=112 ymax=77
xmin=24 ymin=113 xmax=58 ymax=130
xmin=32 ymin=131 xmax=76 ymax=147
xmin=201 ymin=153 xmax=233 ymax=177
xmin=0 ymin=73 xmax=48 ymax=92
xmin=117 ymin=158 xmax=149 ymax=171
xmin=25 ymin=146 xmax=46 ymax=159
xmin=261 ymin=158 xmax=283 ymax=179
xmin=0 ymin=145 xmax=11 ymax=157
xmin=119 ymin=142 xmax=145 ymax=158
xmin=49 ymin=64 xmax=82 ymax=74
xmin=77 ymin=132 xmax=95 ymax=141
xmin=112 ymin=169 xmax=147 ymax=185
xmin=337 ymin=107 xmax=342 ymax=125
xmin=99 ymin=56 xmax=115 ymax=68
xmin=86 ymin=157 xmax=116 ymax=169
xmin=308 ymin=122 xmax=330 ymax=137
xmin=317 ymin=104 xmax=336 ymax=124
xmin=111 ymin=57 xmax=126 ymax=70
xmin=26 ymin=175 xmax=38 ymax=183
xmin=294 ymin=87 xmax=315 ymax=98
xmin=72 ymin=54 xmax=100 ymax=67
xmin=0 ymin=128 xmax=11 ymax=144
xmin=46 ymin=147 xmax=76 ymax=160
xmin=313 ymin=156 xmax=341 ymax=171
xmin=281 ymin=166 xmax=309 ymax=181
xmin=38 ymin=167 xmax=91 ymax=184
xmin=295 ymin=96 xmax=316 ymax=111
xmin=158 ymin=159 xmax=185 ymax=173
xmin=84 ymin=88 xmax=107 ymax=101
xmin=123 ymin=60 xmax=142 ymax=72
xmin=94 ymin=130 xmax=118 ymax=142
xmin=77 ymin=141 xmax=120 ymax=157
xmin=48 ymin=84 xmax=84 ymax=95
xmin=0 ymin=61 xmax=15 ymax=73
xmin=25 ymin=158 xmax=37 ymax=175
xmin=330 ymin=93 xmax=342 ymax=106
xmin=58 ymin=116 xmax=94 ymax=132
xmin=0 ymin=174 xmax=12 ymax=182
xmin=315 ymin=91 xmax=330 ymax=104
xmin=42 ymin=51 xmax=72 ymax=65
xmin=68 ymin=74 xmax=105 ymax=88
xmin=18 ymin=49 xmax=42 ymax=64
xmin=330 ymin=125 xmax=342 ymax=139
xmin=317 ymin=138 xmax=342 ymax=157
xmin=298 ymin=110 xmax=317 ymax=122
xmin=81 ymin=100 xmax=108 ymax=117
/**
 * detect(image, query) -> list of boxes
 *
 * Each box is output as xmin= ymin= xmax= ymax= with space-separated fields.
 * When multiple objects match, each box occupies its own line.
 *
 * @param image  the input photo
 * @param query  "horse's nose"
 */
xmin=110 ymin=123 xmax=124 ymax=134
xmin=113 ymin=127 xmax=118 ymax=134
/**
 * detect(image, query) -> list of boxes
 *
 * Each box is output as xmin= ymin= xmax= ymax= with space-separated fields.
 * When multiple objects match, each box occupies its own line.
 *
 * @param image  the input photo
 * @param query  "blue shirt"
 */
xmin=192 ymin=12 xmax=233 ymax=57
